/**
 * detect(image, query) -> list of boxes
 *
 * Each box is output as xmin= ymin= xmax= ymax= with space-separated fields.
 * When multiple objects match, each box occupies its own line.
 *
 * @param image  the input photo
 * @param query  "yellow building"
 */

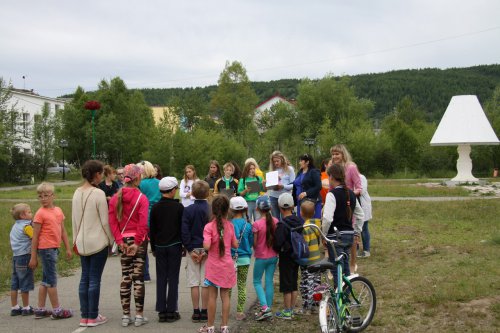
xmin=151 ymin=106 xmax=179 ymax=132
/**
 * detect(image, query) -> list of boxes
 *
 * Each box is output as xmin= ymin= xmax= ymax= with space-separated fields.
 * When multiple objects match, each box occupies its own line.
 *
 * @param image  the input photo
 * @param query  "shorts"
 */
xmin=203 ymin=278 xmax=221 ymax=288
xmin=185 ymin=255 xmax=207 ymax=288
xmin=278 ymin=253 xmax=299 ymax=293
xmin=38 ymin=248 xmax=59 ymax=287
xmin=11 ymin=254 xmax=34 ymax=292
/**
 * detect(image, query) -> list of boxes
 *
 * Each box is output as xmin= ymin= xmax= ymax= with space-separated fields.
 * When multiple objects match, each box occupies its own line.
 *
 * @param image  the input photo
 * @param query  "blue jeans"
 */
xmin=79 ymin=247 xmax=108 ymax=319
xmin=327 ymin=233 xmax=354 ymax=284
xmin=269 ymin=196 xmax=281 ymax=220
xmin=361 ymin=221 xmax=370 ymax=252
xmin=11 ymin=254 xmax=34 ymax=292
xmin=38 ymin=248 xmax=58 ymax=287
xmin=155 ymin=244 xmax=182 ymax=313
xmin=253 ymin=257 xmax=278 ymax=308
xmin=247 ymin=201 xmax=260 ymax=222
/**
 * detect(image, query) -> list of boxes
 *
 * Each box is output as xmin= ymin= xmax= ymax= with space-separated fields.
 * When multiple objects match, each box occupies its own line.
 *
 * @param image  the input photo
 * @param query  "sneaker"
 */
xmin=166 ymin=312 xmax=181 ymax=323
xmin=192 ymin=311 xmax=201 ymax=322
xmin=79 ymin=319 xmax=88 ymax=327
xmin=22 ymin=306 xmax=34 ymax=316
xmin=255 ymin=307 xmax=272 ymax=321
xmin=11 ymin=307 xmax=22 ymax=316
xmin=220 ymin=325 xmax=230 ymax=333
xmin=275 ymin=309 xmax=292 ymax=320
xmin=198 ymin=325 xmax=215 ymax=333
xmin=144 ymin=279 xmax=152 ymax=284
xmin=87 ymin=314 xmax=107 ymax=327
xmin=134 ymin=315 xmax=148 ymax=327
xmin=122 ymin=315 xmax=134 ymax=327
xmin=235 ymin=312 xmax=246 ymax=321
xmin=34 ymin=308 xmax=52 ymax=319
xmin=158 ymin=312 xmax=167 ymax=322
xmin=199 ymin=310 xmax=208 ymax=322
xmin=51 ymin=308 xmax=73 ymax=320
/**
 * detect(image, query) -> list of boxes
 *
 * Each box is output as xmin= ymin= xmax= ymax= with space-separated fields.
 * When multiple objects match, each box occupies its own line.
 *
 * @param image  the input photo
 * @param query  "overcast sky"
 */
xmin=1 ymin=0 xmax=499 ymax=98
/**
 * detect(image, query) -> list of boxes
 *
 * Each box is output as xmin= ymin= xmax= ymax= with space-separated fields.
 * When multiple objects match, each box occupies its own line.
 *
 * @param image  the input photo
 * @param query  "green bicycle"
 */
xmin=303 ymin=224 xmax=376 ymax=333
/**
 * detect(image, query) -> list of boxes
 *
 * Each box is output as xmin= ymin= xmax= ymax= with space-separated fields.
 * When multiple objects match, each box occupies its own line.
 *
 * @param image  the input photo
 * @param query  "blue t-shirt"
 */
xmin=231 ymin=217 xmax=253 ymax=264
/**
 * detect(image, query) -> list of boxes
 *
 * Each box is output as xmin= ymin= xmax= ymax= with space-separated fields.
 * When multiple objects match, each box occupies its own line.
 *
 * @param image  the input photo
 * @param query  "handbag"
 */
xmin=111 ymin=193 xmax=143 ymax=255
xmin=72 ymin=188 xmax=94 ymax=256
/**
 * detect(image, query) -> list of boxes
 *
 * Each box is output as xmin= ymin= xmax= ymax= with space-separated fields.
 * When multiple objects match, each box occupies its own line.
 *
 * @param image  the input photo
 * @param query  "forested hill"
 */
xmin=136 ymin=64 xmax=500 ymax=121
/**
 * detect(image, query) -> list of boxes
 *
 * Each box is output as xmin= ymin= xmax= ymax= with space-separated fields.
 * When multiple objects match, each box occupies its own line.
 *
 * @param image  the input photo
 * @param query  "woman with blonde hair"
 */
xmin=330 ymin=144 xmax=363 ymax=273
xmin=267 ymin=151 xmax=295 ymax=220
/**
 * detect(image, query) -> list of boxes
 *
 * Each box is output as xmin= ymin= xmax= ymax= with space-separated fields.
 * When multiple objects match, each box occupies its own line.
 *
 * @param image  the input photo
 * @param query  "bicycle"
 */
xmin=302 ymin=223 xmax=376 ymax=333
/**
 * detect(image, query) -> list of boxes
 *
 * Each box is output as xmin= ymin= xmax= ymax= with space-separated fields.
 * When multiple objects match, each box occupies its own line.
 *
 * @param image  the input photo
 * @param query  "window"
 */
xmin=22 ymin=113 xmax=30 ymax=137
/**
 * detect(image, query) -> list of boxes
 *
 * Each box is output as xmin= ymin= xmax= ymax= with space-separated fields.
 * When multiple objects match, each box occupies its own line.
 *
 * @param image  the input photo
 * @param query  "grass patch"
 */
xmin=238 ymin=199 xmax=500 ymax=333
xmin=0 ymin=183 xmax=81 ymax=200
xmin=369 ymin=179 xmax=469 ymax=197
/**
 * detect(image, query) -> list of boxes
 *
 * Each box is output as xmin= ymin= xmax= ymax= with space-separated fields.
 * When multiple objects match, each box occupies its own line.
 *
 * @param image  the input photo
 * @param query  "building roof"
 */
xmin=255 ymin=94 xmax=295 ymax=109
xmin=430 ymin=95 xmax=499 ymax=146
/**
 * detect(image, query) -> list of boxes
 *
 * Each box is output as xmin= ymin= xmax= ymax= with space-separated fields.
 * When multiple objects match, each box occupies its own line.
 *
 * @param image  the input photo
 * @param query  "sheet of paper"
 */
xmin=265 ymin=171 xmax=279 ymax=187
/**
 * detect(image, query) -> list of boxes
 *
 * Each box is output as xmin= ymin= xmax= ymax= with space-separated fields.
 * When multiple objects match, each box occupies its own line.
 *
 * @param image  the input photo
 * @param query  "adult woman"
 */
xmin=98 ymin=165 xmax=120 ymax=202
xmin=267 ymin=151 xmax=295 ymax=220
xmin=109 ymin=164 xmax=150 ymax=327
xmin=204 ymin=160 xmax=222 ymax=191
xmin=72 ymin=160 xmax=113 ymax=327
xmin=138 ymin=161 xmax=161 ymax=282
xmin=330 ymin=144 xmax=362 ymax=273
xmin=292 ymin=154 xmax=322 ymax=219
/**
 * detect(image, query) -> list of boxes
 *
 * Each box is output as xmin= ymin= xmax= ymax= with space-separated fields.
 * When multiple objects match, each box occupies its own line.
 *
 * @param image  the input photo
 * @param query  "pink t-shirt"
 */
xmin=203 ymin=219 xmax=237 ymax=288
xmin=34 ymin=206 xmax=65 ymax=249
xmin=252 ymin=216 xmax=278 ymax=259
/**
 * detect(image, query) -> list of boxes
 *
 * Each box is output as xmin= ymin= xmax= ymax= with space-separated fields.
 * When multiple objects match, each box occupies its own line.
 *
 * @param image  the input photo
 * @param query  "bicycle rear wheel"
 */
xmin=318 ymin=294 xmax=339 ymax=333
xmin=344 ymin=276 xmax=376 ymax=332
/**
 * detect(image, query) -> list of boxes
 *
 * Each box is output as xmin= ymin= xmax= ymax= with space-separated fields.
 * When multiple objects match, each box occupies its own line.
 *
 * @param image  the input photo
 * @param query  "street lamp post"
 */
xmin=84 ymin=101 xmax=101 ymax=159
xmin=59 ymin=139 xmax=68 ymax=181
xmin=304 ymin=138 xmax=316 ymax=155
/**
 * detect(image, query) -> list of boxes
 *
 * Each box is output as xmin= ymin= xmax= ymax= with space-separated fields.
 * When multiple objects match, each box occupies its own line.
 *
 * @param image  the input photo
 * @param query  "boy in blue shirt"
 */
xmin=9 ymin=203 xmax=35 ymax=316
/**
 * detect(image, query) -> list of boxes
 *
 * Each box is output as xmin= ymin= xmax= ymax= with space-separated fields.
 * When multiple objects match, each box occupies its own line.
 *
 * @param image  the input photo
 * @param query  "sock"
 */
xmin=53 ymin=306 xmax=61 ymax=313
xmin=12 ymin=305 xmax=20 ymax=310
xmin=22 ymin=306 xmax=31 ymax=310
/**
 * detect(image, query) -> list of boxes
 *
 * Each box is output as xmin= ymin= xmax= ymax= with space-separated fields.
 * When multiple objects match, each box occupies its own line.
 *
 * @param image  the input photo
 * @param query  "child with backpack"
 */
xmin=229 ymin=196 xmax=253 ymax=321
xmin=252 ymin=195 xmax=278 ymax=321
xmin=272 ymin=193 xmax=304 ymax=320
xmin=298 ymin=200 xmax=322 ymax=315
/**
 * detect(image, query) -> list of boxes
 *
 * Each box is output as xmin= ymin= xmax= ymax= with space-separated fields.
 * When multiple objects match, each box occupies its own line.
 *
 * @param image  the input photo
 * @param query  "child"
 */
xmin=199 ymin=195 xmax=238 ymax=333
xmin=252 ymin=195 xmax=278 ymax=321
xmin=213 ymin=162 xmax=239 ymax=197
xmin=181 ymin=180 xmax=211 ymax=323
xmin=272 ymin=192 xmax=302 ymax=320
xmin=229 ymin=196 xmax=253 ymax=321
xmin=358 ymin=174 xmax=372 ymax=258
xmin=321 ymin=164 xmax=364 ymax=283
xmin=237 ymin=161 xmax=265 ymax=222
xmin=150 ymin=177 xmax=184 ymax=323
xmin=28 ymin=182 xmax=73 ymax=319
xmin=299 ymin=200 xmax=322 ymax=315
xmin=9 ymin=203 xmax=34 ymax=316
xmin=180 ymin=165 xmax=199 ymax=207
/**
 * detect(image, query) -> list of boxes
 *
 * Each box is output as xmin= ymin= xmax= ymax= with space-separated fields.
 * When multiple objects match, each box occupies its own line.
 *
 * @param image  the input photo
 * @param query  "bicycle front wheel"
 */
xmin=319 ymin=294 xmax=339 ymax=333
xmin=344 ymin=276 xmax=376 ymax=332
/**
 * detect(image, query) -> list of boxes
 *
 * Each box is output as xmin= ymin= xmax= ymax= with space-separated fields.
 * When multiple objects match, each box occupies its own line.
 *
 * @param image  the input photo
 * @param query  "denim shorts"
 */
xmin=11 ymin=254 xmax=34 ymax=292
xmin=38 ymin=248 xmax=59 ymax=287
xmin=203 ymin=278 xmax=221 ymax=288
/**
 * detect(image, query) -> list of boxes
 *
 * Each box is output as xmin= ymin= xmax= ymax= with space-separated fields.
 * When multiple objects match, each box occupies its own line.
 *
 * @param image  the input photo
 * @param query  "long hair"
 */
xmin=116 ymin=164 xmax=142 ymax=221
xmin=81 ymin=160 xmax=104 ymax=184
xmin=212 ymin=195 xmax=230 ymax=257
xmin=184 ymin=165 xmax=197 ymax=182
xmin=269 ymin=150 xmax=292 ymax=174
xmin=327 ymin=163 xmax=352 ymax=221
xmin=330 ymin=144 xmax=353 ymax=165
xmin=206 ymin=160 xmax=221 ymax=179
xmin=241 ymin=161 xmax=256 ymax=179
xmin=264 ymin=210 xmax=275 ymax=248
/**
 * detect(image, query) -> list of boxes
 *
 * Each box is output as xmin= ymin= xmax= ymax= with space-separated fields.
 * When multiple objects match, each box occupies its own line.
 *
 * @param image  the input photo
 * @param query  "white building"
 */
xmin=8 ymin=89 xmax=66 ymax=154
xmin=254 ymin=94 xmax=295 ymax=132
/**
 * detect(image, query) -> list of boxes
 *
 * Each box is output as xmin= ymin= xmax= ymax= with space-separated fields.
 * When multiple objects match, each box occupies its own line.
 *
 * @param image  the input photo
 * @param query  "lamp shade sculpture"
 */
xmin=430 ymin=95 xmax=499 ymax=182
xmin=84 ymin=100 xmax=101 ymax=159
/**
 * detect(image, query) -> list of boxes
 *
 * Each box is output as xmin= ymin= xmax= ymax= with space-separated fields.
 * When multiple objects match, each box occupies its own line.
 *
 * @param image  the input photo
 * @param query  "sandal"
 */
xmin=198 ymin=325 xmax=215 ymax=333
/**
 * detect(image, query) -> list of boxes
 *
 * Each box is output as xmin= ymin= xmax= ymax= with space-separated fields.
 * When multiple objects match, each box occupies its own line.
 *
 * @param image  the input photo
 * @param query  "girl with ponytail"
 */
xmin=321 ymin=164 xmax=364 ymax=285
xmin=200 ymin=195 xmax=238 ymax=333
xmin=251 ymin=195 xmax=279 ymax=321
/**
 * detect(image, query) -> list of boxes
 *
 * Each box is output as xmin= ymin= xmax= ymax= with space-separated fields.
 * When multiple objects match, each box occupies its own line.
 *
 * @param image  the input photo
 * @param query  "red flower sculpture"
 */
xmin=84 ymin=100 xmax=101 ymax=110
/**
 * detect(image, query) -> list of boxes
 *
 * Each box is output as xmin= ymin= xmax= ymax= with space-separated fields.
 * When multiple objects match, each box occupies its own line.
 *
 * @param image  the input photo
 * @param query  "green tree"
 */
xmin=210 ymin=61 xmax=259 ymax=134
xmin=32 ymin=103 xmax=56 ymax=180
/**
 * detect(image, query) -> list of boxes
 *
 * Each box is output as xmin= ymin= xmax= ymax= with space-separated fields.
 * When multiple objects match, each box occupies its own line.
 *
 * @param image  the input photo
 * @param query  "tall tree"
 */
xmin=32 ymin=103 xmax=56 ymax=180
xmin=210 ymin=61 xmax=259 ymax=134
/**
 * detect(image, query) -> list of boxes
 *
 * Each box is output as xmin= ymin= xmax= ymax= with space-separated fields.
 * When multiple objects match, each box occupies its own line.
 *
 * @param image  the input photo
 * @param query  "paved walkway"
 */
xmin=0 ymin=255 xmax=256 ymax=333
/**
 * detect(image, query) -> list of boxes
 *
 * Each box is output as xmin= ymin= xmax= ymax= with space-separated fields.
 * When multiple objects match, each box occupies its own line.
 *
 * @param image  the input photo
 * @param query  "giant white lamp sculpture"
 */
xmin=430 ymin=95 xmax=499 ymax=183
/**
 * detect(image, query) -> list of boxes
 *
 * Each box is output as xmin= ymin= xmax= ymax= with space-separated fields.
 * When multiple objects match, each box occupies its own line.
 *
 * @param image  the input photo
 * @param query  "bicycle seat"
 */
xmin=307 ymin=259 xmax=335 ymax=273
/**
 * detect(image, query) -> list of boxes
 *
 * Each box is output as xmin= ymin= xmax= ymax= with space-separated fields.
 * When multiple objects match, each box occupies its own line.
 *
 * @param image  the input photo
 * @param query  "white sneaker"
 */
xmin=134 ymin=315 xmax=148 ymax=327
xmin=122 ymin=315 xmax=134 ymax=327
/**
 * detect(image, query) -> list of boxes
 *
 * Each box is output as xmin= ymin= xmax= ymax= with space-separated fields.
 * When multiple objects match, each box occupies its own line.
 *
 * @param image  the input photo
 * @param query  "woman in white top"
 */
xmin=72 ymin=160 xmax=113 ymax=327
xmin=267 ymin=151 xmax=295 ymax=220
xmin=179 ymin=165 xmax=199 ymax=207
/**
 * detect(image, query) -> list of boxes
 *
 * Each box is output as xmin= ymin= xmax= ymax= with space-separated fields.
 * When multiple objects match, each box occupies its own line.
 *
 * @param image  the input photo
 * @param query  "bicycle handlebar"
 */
xmin=297 ymin=223 xmax=340 ymax=244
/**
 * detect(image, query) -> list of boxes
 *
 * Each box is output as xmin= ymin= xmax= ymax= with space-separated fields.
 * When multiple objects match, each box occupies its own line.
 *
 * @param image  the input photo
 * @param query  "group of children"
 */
xmin=8 ymin=158 xmax=370 ymax=333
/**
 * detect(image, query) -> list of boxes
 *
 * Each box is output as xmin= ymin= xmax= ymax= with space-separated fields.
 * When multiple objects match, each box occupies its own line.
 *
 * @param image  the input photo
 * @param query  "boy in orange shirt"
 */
xmin=28 ymin=182 xmax=73 ymax=319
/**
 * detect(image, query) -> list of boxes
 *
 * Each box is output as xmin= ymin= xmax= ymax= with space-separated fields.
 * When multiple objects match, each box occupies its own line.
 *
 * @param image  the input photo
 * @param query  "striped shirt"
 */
xmin=303 ymin=218 xmax=322 ymax=264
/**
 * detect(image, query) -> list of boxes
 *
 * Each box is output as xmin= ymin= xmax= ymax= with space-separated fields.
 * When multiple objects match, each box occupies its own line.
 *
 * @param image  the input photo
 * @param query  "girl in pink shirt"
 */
xmin=252 ymin=195 xmax=278 ymax=321
xmin=200 ymin=196 xmax=237 ymax=333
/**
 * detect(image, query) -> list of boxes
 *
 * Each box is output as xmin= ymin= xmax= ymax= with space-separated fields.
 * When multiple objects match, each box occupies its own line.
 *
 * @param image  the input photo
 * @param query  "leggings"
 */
xmin=253 ymin=257 xmax=278 ymax=309
xmin=120 ymin=239 xmax=147 ymax=315
xmin=299 ymin=266 xmax=321 ymax=309
xmin=229 ymin=264 xmax=250 ymax=312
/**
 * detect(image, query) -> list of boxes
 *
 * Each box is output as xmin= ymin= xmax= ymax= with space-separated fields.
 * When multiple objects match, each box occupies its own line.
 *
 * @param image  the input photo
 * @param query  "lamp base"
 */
xmin=450 ymin=144 xmax=478 ymax=183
